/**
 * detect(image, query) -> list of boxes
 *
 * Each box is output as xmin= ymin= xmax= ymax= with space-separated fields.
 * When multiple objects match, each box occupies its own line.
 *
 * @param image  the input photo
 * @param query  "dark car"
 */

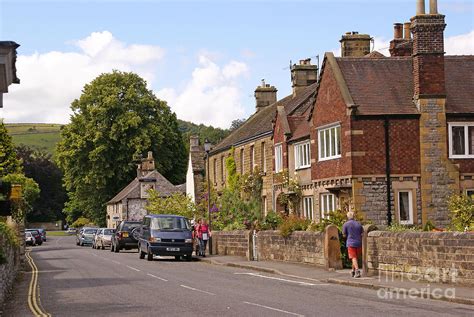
xmin=111 ymin=221 xmax=141 ymax=253
xmin=138 ymin=215 xmax=193 ymax=261
xmin=25 ymin=229 xmax=43 ymax=245
xmin=32 ymin=228 xmax=47 ymax=242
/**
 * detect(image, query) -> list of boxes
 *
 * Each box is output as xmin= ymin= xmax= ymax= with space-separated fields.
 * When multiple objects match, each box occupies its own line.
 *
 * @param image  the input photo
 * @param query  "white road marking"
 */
xmin=110 ymin=260 xmax=121 ymax=265
xmin=147 ymin=273 xmax=168 ymax=282
xmin=243 ymin=301 xmax=304 ymax=316
xmin=126 ymin=265 xmax=140 ymax=272
xmin=234 ymin=273 xmax=328 ymax=286
xmin=180 ymin=284 xmax=216 ymax=296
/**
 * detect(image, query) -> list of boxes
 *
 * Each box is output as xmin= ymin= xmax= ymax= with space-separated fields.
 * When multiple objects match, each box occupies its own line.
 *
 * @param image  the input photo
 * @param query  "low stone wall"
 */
xmin=213 ymin=231 xmax=251 ymax=258
xmin=27 ymin=221 xmax=63 ymax=231
xmin=0 ymin=238 xmax=20 ymax=308
xmin=367 ymin=231 xmax=474 ymax=285
xmin=256 ymin=231 xmax=326 ymax=266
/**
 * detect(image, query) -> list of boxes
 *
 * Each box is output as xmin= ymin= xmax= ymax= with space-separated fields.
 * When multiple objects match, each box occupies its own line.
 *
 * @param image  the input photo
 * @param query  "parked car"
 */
xmin=138 ymin=214 xmax=193 ymax=261
xmin=25 ymin=229 xmax=43 ymax=246
xmin=66 ymin=228 xmax=77 ymax=234
xmin=76 ymin=227 xmax=98 ymax=246
xmin=111 ymin=221 xmax=141 ymax=253
xmin=25 ymin=231 xmax=36 ymax=246
xmin=94 ymin=228 xmax=115 ymax=250
xmin=36 ymin=228 xmax=47 ymax=242
xmin=91 ymin=228 xmax=104 ymax=249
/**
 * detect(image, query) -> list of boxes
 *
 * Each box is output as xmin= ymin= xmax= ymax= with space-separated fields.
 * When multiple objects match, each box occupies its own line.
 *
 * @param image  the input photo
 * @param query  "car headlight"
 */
xmin=185 ymin=239 xmax=193 ymax=243
xmin=149 ymin=237 xmax=161 ymax=242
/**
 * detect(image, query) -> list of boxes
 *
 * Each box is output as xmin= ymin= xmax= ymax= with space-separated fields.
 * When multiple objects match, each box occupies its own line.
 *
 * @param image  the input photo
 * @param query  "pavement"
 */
xmin=197 ymin=255 xmax=474 ymax=306
xmin=2 ymin=236 xmax=473 ymax=317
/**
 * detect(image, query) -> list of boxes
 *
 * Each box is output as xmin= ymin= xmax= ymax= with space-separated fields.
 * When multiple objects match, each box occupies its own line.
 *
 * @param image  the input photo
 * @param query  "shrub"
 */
xmin=0 ymin=222 xmax=19 ymax=264
xmin=278 ymin=215 xmax=311 ymax=238
xmin=258 ymin=211 xmax=284 ymax=230
xmin=223 ymin=221 xmax=247 ymax=231
xmin=386 ymin=223 xmax=422 ymax=232
xmin=71 ymin=217 xmax=93 ymax=228
xmin=447 ymin=194 xmax=474 ymax=232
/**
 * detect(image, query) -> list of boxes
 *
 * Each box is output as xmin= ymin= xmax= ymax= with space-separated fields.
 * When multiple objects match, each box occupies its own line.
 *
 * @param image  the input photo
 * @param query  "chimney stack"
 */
xmin=137 ymin=151 xmax=155 ymax=177
xmin=394 ymin=23 xmax=403 ymax=39
xmin=254 ymin=79 xmax=277 ymax=112
xmin=290 ymin=58 xmax=318 ymax=95
xmin=190 ymin=135 xmax=200 ymax=151
xmin=340 ymin=32 xmax=372 ymax=57
xmin=389 ymin=22 xmax=413 ymax=56
xmin=404 ymin=22 xmax=411 ymax=39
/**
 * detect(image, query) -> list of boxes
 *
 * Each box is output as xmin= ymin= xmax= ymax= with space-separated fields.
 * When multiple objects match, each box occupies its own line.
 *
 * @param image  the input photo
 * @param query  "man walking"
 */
xmin=342 ymin=211 xmax=364 ymax=278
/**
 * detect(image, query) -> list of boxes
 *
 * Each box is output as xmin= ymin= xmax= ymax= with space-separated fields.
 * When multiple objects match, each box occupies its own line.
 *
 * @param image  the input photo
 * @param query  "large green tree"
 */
xmin=16 ymin=145 xmax=66 ymax=222
xmin=56 ymin=71 xmax=187 ymax=225
xmin=0 ymin=120 xmax=22 ymax=176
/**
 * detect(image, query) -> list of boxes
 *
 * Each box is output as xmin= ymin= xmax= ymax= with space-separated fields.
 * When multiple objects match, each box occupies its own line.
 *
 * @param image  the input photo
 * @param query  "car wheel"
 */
xmin=184 ymin=254 xmax=192 ymax=261
xmin=139 ymin=249 xmax=145 ymax=259
xmin=101 ymin=243 xmax=105 ymax=250
xmin=76 ymin=241 xmax=79 ymax=246
xmin=146 ymin=248 xmax=153 ymax=261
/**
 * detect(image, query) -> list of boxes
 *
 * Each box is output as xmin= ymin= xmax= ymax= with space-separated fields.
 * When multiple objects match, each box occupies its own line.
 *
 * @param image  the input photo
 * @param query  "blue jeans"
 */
xmin=199 ymin=238 xmax=208 ymax=255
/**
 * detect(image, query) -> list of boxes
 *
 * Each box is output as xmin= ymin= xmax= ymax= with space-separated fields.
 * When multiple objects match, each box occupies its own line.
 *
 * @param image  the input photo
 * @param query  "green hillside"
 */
xmin=5 ymin=123 xmax=63 ymax=155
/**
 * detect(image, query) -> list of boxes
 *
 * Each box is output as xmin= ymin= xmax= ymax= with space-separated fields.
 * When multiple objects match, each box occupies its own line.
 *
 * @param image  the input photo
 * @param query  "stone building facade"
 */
xmin=186 ymin=136 xmax=205 ymax=204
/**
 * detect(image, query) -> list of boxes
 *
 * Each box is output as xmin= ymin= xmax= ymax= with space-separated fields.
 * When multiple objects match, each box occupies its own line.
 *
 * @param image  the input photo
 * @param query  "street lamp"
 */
xmin=204 ymin=138 xmax=213 ymax=255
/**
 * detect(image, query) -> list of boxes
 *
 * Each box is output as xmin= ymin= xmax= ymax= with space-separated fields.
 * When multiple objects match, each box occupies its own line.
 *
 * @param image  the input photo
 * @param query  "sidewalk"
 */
xmin=197 ymin=255 xmax=474 ymax=306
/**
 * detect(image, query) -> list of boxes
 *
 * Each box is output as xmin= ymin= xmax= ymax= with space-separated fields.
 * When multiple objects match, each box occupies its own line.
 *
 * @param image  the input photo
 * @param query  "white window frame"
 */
xmin=398 ymin=190 xmax=413 ymax=225
xmin=466 ymin=189 xmax=474 ymax=199
xmin=318 ymin=124 xmax=341 ymax=161
xmin=320 ymin=193 xmax=336 ymax=219
xmin=262 ymin=142 xmax=267 ymax=173
xmin=250 ymin=145 xmax=255 ymax=171
xmin=303 ymin=196 xmax=314 ymax=220
xmin=448 ymin=122 xmax=474 ymax=159
xmin=275 ymin=144 xmax=283 ymax=173
xmin=294 ymin=140 xmax=311 ymax=170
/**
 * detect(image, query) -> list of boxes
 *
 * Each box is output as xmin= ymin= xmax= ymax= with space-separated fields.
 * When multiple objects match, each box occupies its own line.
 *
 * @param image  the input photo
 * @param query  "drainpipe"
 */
xmin=384 ymin=118 xmax=392 ymax=226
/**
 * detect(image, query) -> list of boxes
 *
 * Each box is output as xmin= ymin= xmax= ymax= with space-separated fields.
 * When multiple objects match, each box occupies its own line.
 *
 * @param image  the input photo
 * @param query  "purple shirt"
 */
xmin=342 ymin=219 xmax=363 ymax=248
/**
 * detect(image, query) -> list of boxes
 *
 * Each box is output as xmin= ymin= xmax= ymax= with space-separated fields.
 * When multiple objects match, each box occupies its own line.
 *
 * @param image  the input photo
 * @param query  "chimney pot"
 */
xmin=394 ymin=23 xmax=403 ymax=39
xmin=403 ymin=22 xmax=411 ymax=39
xmin=429 ymin=0 xmax=438 ymax=14
xmin=416 ymin=0 xmax=426 ymax=15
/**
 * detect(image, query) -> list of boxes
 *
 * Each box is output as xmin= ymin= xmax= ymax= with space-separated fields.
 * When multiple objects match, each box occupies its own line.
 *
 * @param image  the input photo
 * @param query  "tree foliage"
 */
xmin=56 ymin=71 xmax=187 ymax=226
xmin=0 ymin=120 xmax=22 ymax=176
xmin=178 ymin=119 xmax=229 ymax=151
xmin=229 ymin=118 xmax=246 ymax=131
xmin=448 ymin=194 xmax=474 ymax=232
xmin=16 ymin=145 xmax=67 ymax=222
xmin=2 ymin=173 xmax=40 ymax=221
xmin=146 ymin=191 xmax=197 ymax=220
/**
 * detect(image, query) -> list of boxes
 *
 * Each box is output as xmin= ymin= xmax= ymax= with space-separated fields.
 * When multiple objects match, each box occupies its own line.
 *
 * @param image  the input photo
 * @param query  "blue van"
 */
xmin=138 ymin=214 xmax=193 ymax=261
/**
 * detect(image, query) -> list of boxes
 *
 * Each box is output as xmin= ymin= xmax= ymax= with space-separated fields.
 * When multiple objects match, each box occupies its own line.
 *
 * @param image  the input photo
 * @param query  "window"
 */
xmin=318 ymin=124 xmax=341 ymax=161
xmin=275 ymin=144 xmax=283 ymax=173
xmin=398 ymin=191 xmax=413 ymax=225
xmin=303 ymin=196 xmax=314 ymax=220
xmin=294 ymin=141 xmax=311 ymax=169
xmin=261 ymin=142 xmax=266 ymax=172
xmin=466 ymin=189 xmax=474 ymax=200
xmin=320 ymin=193 xmax=336 ymax=219
xmin=250 ymin=145 xmax=255 ymax=171
xmin=448 ymin=123 xmax=474 ymax=158
xmin=240 ymin=148 xmax=244 ymax=174
xmin=221 ymin=156 xmax=225 ymax=182
xmin=213 ymin=158 xmax=217 ymax=184
xmin=263 ymin=196 xmax=268 ymax=216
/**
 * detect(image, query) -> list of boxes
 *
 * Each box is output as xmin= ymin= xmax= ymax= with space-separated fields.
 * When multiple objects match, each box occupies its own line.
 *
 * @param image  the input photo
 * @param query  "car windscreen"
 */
xmin=84 ymin=229 xmax=97 ymax=234
xmin=25 ymin=232 xmax=32 ymax=237
xmin=151 ymin=217 xmax=190 ymax=231
xmin=122 ymin=223 xmax=141 ymax=231
xmin=103 ymin=229 xmax=114 ymax=235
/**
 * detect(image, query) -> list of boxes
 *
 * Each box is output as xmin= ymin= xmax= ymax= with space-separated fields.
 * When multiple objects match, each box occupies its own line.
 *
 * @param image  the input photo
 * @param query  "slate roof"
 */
xmin=107 ymin=170 xmax=180 ymax=204
xmin=287 ymin=116 xmax=310 ymax=142
xmin=335 ymin=55 xmax=474 ymax=115
xmin=211 ymin=82 xmax=317 ymax=154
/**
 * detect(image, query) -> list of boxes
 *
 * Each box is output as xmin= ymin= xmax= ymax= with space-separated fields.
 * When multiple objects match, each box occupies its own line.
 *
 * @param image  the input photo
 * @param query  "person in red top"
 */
xmin=192 ymin=219 xmax=201 ymax=256
xmin=197 ymin=218 xmax=211 ymax=257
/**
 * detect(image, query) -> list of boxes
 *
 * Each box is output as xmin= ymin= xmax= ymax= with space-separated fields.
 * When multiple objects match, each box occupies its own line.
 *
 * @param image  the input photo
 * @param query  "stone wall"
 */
xmin=0 ymin=237 xmax=19 ymax=308
xmin=366 ymin=231 xmax=474 ymax=285
xmin=27 ymin=221 xmax=63 ymax=231
xmin=257 ymin=231 xmax=326 ymax=266
xmin=213 ymin=231 xmax=251 ymax=258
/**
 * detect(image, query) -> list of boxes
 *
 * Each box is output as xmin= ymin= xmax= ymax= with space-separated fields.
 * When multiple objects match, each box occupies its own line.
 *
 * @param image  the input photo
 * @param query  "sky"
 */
xmin=0 ymin=0 xmax=473 ymax=128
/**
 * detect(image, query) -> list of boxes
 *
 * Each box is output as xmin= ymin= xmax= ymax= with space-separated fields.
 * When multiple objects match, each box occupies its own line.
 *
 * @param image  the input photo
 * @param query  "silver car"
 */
xmin=94 ymin=228 xmax=115 ymax=250
xmin=76 ymin=227 xmax=97 ymax=246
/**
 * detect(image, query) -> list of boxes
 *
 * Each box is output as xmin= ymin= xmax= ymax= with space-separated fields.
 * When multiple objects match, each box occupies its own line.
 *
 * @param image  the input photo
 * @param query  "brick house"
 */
xmin=307 ymin=0 xmax=474 ymax=226
xmin=106 ymin=152 xmax=184 ymax=228
xmin=207 ymin=68 xmax=317 ymax=214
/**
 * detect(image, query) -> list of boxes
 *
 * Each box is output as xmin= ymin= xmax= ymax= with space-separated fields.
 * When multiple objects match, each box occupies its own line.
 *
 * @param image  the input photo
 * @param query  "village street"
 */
xmin=4 ymin=235 xmax=473 ymax=317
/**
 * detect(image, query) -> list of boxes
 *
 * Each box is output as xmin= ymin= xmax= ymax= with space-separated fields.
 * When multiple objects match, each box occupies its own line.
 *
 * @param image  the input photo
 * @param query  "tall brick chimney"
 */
xmin=389 ymin=22 xmax=413 ymax=56
xmin=413 ymin=0 xmax=458 ymax=227
xmin=340 ymin=32 xmax=371 ymax=57
xmin=137 ymin=151 xmax=155 ymax=177
xmin=291 ymin=58 xmax=318 ymax=95
xmin=411 ymin=0 xmax=446 ymax=97
xmin=254 ymin=79 xmax=277 ymax=112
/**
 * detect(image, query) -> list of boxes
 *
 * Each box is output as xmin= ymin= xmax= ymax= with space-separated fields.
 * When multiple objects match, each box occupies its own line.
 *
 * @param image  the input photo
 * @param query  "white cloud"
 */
xmin=157 ymin=55 xmax=249 ymax=129
xmin=445 ymin=30 xmax=474 ymax=54
xmin=0 ymin=31 xmax=164 ymax=123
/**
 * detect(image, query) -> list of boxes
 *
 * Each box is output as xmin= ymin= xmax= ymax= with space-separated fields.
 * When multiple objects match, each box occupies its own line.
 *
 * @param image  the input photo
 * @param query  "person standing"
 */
xmin=197 ymin=218 xmax=211 ymax=257
xmin=342 ymin=211 xmax=364 ymax=278
xmin=192 ymin=219 xmax=201 ymax=256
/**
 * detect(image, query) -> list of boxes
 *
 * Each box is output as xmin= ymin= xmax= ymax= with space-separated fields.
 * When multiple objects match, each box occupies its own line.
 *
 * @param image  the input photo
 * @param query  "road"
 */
xmin=3 ymin=236 xmax=473 ymax=317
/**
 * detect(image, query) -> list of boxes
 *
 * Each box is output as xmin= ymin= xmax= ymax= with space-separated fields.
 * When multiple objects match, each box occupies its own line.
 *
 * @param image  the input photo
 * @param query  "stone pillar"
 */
xmin=324 ymin=225 xmax=342 ymax=270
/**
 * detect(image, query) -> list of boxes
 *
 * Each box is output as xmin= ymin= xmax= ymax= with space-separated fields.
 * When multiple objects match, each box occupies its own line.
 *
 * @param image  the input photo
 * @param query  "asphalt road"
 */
xmin=3 ymin=236 xmax=473 ymax=317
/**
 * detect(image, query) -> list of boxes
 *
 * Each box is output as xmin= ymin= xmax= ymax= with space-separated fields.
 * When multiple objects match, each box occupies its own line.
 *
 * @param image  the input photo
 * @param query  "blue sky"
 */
xmin=1 ymin=0 xmax=473 ymax=127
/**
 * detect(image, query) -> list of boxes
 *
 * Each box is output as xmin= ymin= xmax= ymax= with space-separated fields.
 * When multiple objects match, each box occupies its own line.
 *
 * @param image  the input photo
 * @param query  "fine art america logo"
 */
xmin=376 ymin=264 xmax=458 ymax=300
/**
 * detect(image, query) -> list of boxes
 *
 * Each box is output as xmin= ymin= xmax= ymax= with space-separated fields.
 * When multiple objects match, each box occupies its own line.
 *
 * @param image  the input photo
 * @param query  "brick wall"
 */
xmin=257 ymin=231 xmax=325 ymax=266
xmin=367 ymin=231 xmax=474 ymax=285
xmin=0 ymin=238 xmax=19 ymax=308
xmin=213 ymin=231 xmax=251 ymax=258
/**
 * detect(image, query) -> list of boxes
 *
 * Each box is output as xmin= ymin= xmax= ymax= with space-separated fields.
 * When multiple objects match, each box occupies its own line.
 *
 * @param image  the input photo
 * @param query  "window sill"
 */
xmin=449 ymin=155 xmax=474 ymax=159
xmin=318 ymin=155 xmax=342 ymax=162
xmin=295 ymin=166 xmax=311 ymax=171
